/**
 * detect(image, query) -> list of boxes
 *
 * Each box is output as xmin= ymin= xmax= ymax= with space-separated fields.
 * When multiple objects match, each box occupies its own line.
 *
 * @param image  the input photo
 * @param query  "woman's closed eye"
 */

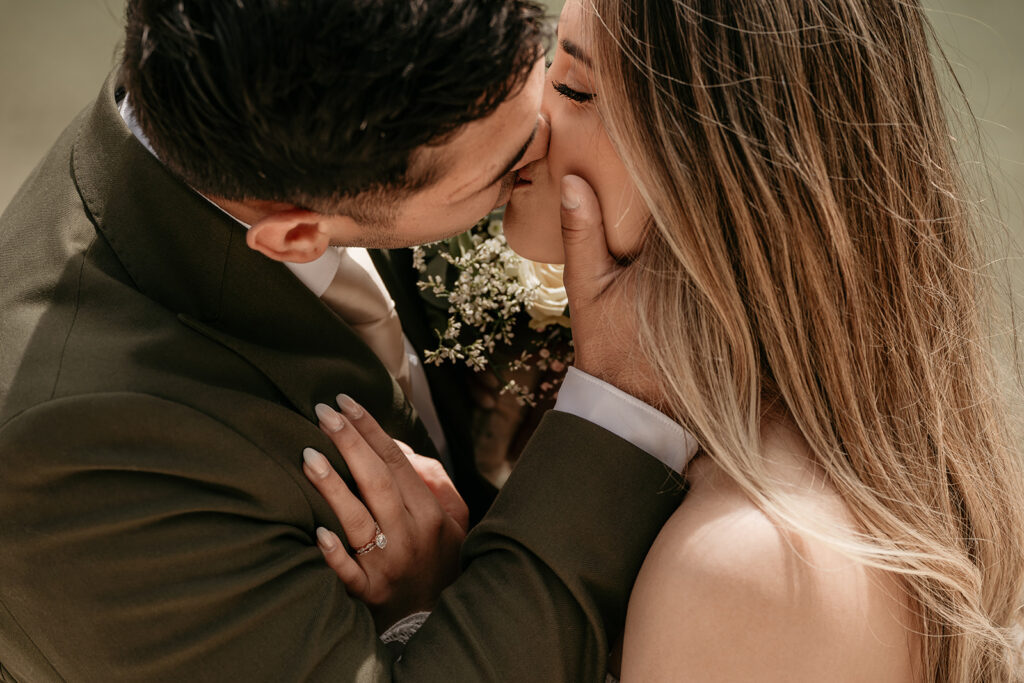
xmin=552 ymin=81 xmax=595 ymax=104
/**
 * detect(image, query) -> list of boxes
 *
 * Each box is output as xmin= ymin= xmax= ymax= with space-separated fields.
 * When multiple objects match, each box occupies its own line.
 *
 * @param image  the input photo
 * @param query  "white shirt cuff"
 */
xmin=553 ymin=367 xmax=698 ymax=472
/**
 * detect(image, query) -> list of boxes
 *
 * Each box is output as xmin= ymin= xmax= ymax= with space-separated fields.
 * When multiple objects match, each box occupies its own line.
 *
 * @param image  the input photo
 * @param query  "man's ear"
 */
xmin=246 ymin=209 xmax=332 ymax=263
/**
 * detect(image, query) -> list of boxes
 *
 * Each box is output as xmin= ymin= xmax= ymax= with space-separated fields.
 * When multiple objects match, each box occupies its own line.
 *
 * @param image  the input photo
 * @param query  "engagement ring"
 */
xmin=354 ymin=523 xmax=388 ymax=556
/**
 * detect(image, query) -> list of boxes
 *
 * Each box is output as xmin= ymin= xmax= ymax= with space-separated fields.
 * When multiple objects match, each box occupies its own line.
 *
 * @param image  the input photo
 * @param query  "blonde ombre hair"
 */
xmin=584 ymin=0 xmax=1024 ymax=680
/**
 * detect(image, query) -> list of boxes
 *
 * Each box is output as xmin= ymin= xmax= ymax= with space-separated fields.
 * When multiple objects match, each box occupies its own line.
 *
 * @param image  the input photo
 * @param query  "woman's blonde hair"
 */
xmin=585 ymin=0 xmax=1024 ymax=679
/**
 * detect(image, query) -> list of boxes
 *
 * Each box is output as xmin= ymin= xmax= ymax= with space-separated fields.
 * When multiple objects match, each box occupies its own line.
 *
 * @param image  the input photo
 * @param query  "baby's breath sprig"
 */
xmin=413 ymin=212 xmax=573 ymax=406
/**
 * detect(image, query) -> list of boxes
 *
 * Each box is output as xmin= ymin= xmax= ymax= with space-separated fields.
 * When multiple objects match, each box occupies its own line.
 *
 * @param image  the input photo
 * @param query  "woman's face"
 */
xmin=504 ymin=0 xmax=650 ymax=264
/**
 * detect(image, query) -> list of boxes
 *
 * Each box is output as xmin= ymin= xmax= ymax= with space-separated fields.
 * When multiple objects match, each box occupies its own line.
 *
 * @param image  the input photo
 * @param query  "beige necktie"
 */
xmin=320 ymin=247 xmax=412 ymax=398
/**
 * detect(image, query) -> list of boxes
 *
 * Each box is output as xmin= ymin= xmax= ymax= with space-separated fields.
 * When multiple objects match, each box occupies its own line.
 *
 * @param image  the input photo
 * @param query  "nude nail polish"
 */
xmin=302 ymin=447 xmax=331 ymax=479
xmin=316 ymin=526 xmax=337 ymax=552
xmin=314 ymin=403 xmax=344 ymax=432
xmin=336 ymin=394 xmax=364 ymax=420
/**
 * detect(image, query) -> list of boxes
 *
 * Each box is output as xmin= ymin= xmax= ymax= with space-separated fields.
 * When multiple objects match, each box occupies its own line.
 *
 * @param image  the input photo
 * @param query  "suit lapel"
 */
xmin=71 ymin=72 xmax=436 ymax=458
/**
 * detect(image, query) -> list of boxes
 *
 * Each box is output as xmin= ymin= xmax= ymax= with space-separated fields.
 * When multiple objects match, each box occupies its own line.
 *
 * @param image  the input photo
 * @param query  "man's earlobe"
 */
xmin=246 ymin=209 xmax=331 ymax=263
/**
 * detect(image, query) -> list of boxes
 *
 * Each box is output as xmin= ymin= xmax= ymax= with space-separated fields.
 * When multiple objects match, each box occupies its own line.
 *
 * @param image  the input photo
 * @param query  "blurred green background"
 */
xmin=2 ymin=0 xmax=1021 ymax=325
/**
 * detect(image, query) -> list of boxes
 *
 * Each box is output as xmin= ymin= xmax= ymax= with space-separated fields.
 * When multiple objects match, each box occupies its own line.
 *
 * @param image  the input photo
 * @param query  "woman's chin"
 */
xmin=505 ymin=188 xmax=565 ymax=263
xmin=511 ymin=242 xmax=565 ymax=264
xmin=503 ymin=214 xmax=565 ymax=264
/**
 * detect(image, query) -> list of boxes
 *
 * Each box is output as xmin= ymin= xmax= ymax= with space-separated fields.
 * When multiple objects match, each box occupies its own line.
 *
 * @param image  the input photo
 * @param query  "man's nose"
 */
xmin=517 ymin=112 xmax=551 ymax=169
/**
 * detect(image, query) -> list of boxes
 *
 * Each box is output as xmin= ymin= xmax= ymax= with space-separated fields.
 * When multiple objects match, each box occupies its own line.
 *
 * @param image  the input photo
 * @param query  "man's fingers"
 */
xmin=397 ymin=438 xmax=469 ymax=532
xmin=393 ymin=439 xmax=415 ymax=456
xmin=406 ymin=453 xmax=470 ymax=533
xmin=560 ymin=174 xmax=617 ymax=299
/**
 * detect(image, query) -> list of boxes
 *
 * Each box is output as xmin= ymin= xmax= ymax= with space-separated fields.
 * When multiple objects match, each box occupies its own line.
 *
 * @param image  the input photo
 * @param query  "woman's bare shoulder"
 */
xmin=619 ymin=425 xmax=919 ymax=682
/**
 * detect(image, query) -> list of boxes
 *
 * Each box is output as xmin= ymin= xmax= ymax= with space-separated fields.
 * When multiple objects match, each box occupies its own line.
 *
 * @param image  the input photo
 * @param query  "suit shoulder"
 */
xmin=0 ymin=392 xmax=263 ymax=467
xmin=0 ymin=393 xmax=303 ymax=501
xmin=1 ymin=105 xmax=90 ymax=230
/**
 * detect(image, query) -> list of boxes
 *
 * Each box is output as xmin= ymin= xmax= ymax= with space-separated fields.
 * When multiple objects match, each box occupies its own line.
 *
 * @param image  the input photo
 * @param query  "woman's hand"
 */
xmin=302 ymin=394 xmax=468 ymax=632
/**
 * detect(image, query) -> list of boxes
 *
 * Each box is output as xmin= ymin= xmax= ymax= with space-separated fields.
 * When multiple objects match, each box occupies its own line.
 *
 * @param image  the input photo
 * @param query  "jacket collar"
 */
xmin=71 ymin=72 xmax=435 ymax=455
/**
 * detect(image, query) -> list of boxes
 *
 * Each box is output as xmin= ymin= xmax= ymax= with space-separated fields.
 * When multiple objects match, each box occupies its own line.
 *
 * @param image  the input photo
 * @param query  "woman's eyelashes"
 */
xmin=552 ymin=81 xmax=595 ymax=104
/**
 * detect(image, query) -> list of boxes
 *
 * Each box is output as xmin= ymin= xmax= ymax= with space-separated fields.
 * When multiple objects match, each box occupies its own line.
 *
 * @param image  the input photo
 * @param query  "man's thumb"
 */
xmin=560 ymin=174 xmax=615 ymax=290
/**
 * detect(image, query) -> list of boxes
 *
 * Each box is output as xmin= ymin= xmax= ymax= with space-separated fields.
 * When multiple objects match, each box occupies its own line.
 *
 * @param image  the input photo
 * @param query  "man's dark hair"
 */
xmin=122 ymin=0 xmax=547 ymax=217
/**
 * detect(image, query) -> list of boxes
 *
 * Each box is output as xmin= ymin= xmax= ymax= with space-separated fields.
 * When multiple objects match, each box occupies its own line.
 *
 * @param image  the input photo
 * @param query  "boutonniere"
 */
xmin=412 ymin=211 xmax=574 ymax=407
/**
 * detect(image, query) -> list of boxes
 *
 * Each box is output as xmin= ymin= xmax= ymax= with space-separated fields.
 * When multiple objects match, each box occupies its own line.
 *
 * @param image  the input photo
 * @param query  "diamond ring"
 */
xmin=354 ymin=523 xmax=388 ymax=556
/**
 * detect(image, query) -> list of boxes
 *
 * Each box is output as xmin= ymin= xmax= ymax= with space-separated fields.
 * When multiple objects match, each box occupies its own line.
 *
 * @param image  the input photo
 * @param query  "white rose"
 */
xmin=517 ymin=259 xmax=570 ymax=330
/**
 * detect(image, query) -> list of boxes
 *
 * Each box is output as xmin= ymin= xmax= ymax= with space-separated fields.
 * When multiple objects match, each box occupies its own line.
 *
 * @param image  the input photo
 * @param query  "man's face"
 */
xmin=320 ymin=57 xmax=549 ymax=249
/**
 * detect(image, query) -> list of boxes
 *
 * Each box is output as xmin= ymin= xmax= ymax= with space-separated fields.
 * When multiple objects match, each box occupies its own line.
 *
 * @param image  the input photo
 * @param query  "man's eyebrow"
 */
xmin=481 ymin=121 xmax=539 ymax=191
xmin=560 ymin=39 xmax=593 ymax=68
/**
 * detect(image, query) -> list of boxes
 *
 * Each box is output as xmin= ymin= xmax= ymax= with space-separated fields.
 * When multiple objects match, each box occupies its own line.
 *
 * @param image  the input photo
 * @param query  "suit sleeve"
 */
xmin=399 ymin=411 xmax=686 ymax=682
xmin=0 ymin=395 xmax=684 ymax=682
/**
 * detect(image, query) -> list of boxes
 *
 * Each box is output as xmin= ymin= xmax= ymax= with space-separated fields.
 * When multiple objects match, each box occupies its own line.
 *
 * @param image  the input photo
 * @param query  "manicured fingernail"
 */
xmin=316 ymin=526 xmax=338 ymax=552
xmin=303 ymin=447 xmax=331 ymax=479
xmin=561 ymin=184 xmax=580 ymax=211
xmin=314 ymin=403 xmax=344 ymax=432
xmin=336 ymin=394 xmax=364 ymax=420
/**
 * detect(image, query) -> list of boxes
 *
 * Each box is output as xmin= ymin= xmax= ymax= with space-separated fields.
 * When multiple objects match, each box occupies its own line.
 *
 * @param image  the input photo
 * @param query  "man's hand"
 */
xmin=560 ymin=175 xmax=666 ymax=410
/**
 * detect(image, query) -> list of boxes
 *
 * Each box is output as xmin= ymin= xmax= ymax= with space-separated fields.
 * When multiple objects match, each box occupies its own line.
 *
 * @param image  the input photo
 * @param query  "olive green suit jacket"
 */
xmin=0 ymin=74 xmax=685 ymax=682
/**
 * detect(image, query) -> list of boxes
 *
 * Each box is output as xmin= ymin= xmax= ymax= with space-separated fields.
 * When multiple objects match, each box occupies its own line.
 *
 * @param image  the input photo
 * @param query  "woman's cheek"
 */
xmin=590 ymin=126 xmax=649 ymax=258
xmin=601 ymin=183 xmax=650 ymax=259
